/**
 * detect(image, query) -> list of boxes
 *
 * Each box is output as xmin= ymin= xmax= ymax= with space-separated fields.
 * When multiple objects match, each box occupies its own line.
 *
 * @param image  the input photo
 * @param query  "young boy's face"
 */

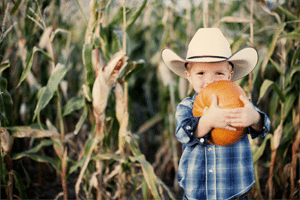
xmin=185 ymin=61 xmax=234 ymax=93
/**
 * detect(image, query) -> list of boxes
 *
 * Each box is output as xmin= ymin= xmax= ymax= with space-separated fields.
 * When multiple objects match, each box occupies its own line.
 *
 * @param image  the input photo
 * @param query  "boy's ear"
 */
xmin=185 ymin=70 xmax=192 ymax=84
xmin=229 ymin=70 xmax=234 ymax=80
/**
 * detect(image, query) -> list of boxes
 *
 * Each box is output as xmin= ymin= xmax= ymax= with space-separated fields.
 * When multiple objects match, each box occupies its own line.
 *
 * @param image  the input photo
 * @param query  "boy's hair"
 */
xmin=185 ymin=61 xmax=234 ymax=71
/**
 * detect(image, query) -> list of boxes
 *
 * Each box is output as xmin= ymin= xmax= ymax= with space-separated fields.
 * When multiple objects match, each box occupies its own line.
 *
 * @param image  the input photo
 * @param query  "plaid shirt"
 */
xmin=175 ymin=93 xmax=271 ymax=200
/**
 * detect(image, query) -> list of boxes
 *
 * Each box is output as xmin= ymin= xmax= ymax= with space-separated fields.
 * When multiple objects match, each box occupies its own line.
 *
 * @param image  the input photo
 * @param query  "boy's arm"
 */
xmin=175 ymin=97 xmax=201 ymax=145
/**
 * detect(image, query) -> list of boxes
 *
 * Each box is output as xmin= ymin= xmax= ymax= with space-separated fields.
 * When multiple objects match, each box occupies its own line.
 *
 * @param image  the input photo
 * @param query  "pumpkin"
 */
xmin=193 ymin=80 xmax=247 ymax=146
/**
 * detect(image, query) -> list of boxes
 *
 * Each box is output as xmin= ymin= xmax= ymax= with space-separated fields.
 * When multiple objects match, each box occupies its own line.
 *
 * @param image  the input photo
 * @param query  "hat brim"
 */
xmin=161 ymin=47 xmax=258 ymax=81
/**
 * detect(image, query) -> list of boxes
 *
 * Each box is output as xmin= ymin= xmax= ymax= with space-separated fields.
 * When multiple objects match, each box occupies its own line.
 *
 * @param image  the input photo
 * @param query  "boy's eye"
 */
xmin=197 ymin=72 xmax=204 ymax=75
xmin=216 ymin=72 xmax=224 ymax=75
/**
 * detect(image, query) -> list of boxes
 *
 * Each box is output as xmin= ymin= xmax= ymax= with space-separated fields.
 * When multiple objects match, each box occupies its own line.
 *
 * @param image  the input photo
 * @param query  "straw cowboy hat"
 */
xmin=161 ymin=28 xmax=258 ymax=81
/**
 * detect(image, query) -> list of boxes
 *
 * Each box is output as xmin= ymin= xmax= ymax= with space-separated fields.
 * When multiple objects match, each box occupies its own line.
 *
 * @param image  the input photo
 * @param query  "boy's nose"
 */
xmin=205 ymin=75 xmax=215 ymax=86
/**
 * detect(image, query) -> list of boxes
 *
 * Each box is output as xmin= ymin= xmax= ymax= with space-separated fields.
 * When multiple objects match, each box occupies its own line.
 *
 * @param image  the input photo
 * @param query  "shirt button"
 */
xmin=209 ymin=169 xmax=213 ymax=173
xmin=200 ymin=138 xmax=204 ymax=143
xmin=186 ymin=125 xmax=191 ymax=130
xmin=208 ymin=148 xmax=212 ymax=151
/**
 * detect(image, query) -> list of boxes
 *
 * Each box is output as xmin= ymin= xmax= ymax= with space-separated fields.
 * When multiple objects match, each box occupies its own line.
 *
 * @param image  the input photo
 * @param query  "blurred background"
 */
xmin=0 ymin=0 xmax=299 ymax=199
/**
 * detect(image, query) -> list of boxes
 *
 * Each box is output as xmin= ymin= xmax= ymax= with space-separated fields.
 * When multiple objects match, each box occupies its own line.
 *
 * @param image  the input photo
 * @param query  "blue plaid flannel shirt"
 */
xmin=175 ymin=93 xmax=271 ymax=200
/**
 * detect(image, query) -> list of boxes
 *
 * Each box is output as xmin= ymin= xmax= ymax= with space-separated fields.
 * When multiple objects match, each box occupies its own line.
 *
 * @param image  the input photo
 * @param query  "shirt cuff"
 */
xmin=181 ymin=117 xmax=210 ymax=146
xmin=249 ymin=110 xmax=270 ymax=139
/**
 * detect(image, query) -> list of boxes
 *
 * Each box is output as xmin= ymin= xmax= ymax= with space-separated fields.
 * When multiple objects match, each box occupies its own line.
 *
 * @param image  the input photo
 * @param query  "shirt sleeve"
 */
xmin=248 ymin=104 xmax=271 ymax=139
xmin=175 ymin=97 xmax=208 ymax=146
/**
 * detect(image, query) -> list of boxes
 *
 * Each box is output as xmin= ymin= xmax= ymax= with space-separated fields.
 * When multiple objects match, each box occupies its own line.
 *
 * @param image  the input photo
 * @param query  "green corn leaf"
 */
xmin=281 ymin=32 xmax=300 ymax=40
xmin=109 ymin=7 xmax=125 ymax=26
xmin=83 ymin=43 xmax=94 ymax=87
xmin=130 ymin=154 xmax=160 ymax=199
xmin=1 ymin=152 xmax=8 ymax=183
xmin=0 ymin=76 xmax=7 ymax=91
xmin=269 ymin=58 xmax=284 ymax=75
xmin=12 ymin=140 xmax=54 ymax=159
xmin=14 ymin=153 xmax=60 ymax=172
xmin=33 ymin=64 xmax=68 ymax=120
xmin=124 ymin=59 xmax=145 ymax=82
xmin=276 ymin=3 xmax=298 ymax=20
xmin=261 ymin=23 xmax=286 ymax=77
xmin=0 ymin=90 xmax=14 ymax=126
xmin=17 ymin=46 xmax=53 ymax=87
xmin=47 ymin=63 xmax=68 ymax=93
xmin=286 ymin=66 xmax=300 ymax=86
xmin=74 ymin=104 xmax=88 ymax=135
xmin=10 ymin=0 xmax=22 ymax=15
xmin=33 ymin=87 xmax=53 ymax=121
xmin=62 ymin=96 xmax=85 ymax=117
xmin=69 ymin=136 xmax=97 ymax=174
xmin=252 ymin=134 xmax=272 ymax=163
xmin=0 ymin=60 xmax=10 ymax=73
xmin=258 ymin=79 xmax=285 ymax=103
xmin=291 ymin=46 xmax=300 ymax=66
xmin=13 ymin=170 xmax=28 ymax=199
xmin=126 ymin=0 xmax=147 ymax=31
xmin=283 ymin=93 xmax=297 ymax=119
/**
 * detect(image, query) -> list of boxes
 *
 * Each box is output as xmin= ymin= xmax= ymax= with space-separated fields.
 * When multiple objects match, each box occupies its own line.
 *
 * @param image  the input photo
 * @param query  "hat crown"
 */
xmin=186 ymin=28 xmax=231 ymax=59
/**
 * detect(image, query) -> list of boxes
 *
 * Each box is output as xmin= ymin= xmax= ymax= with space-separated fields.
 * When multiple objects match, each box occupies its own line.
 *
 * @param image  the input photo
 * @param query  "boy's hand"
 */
xmin=202 ymin=94 xmax=237 ymax=131
xmin=224 ymin=95 xmax=262 ymax=130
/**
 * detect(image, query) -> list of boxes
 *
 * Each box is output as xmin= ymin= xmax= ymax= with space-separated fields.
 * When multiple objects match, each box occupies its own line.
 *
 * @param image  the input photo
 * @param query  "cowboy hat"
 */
xmin=161 ymin=28 xmax=258 ymax=81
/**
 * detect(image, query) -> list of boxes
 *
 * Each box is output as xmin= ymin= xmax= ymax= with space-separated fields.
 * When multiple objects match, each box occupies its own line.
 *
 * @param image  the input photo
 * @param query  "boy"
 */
xmin=162 ymin=28 xmax=271 ymax=200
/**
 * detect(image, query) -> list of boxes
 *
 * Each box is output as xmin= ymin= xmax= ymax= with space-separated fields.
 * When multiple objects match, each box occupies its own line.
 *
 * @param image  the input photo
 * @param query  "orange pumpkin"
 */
xmin=193 ymin=80 xmax=247 ymax=146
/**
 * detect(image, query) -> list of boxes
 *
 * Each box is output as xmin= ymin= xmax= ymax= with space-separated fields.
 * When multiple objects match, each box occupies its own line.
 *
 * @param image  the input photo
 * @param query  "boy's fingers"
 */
xmin=224 ymin=126 xmax=237 ymax=131
xmin=239 ymin=95 xmax=251 ymax=106
xmin=210 ymin=94 xmax=218 ymax=107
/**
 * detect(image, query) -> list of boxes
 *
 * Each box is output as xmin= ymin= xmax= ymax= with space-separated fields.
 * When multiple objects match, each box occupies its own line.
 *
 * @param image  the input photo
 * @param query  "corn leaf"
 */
xmin=62 ymin=96 xmax=85 ymax=116
xmin=283 ymin=93 xmax=297 ymax=119
xmin=74 ymin=104 xmax=88 ymax=135
xmin=92 ymin=153 xmax=122 ymax=161
xmin=269 ymin=58 xmax=284 ymax=75
xmin=69 ymin=136 xmax=96 ymax=173
xmin=10 ymin=0 xmax=22 ymax=15
xmin=124 ymin=60 xmax=145 ymax=82
xmin=252 ymin=134 xmax=272 ymax=163
xmin=130 ymin=154 xmax=160 ymax=199
xmin=33 ymin=63 xmax=68 ymax=120
xmin=83 ymin=43 xmax=94 ymax=87
xmin=258 ymin=79 xmax=285 ymax=103
xmin=7 ymin=126 xmax=59 ymax=138
xmin=12 ymin=153 xmax=60 ymax=172
xmin=291 ymin=46 xmax=300 ymax=66
xmin=17 ymin=46 xmax=53 ymax=87
xmin=261 ymin=23 xmax=286 ymax=77
xmin=126 ymin=0 xmax=147 ymax=31
xmin=12 ymin=140 xmax=53 ymax=159
xmin=276 ymin=3 xmax=298 ymax=20
xmin=281 ymin=32 xmax=300 ymax=40
xmin=13 ymin=170 xmax=27 ymax=199
xmin=286 ymin=66 xmax=300 ymax=86
xmin=0 ymin=90 xmax=13 ymax=126
xmin=0 ymin=60 xmax=10 ymax=73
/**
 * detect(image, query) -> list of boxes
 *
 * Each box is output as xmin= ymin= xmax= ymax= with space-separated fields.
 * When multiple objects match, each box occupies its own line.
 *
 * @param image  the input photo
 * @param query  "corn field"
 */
xmin=0 ymin=0 xmax=299 ymax=199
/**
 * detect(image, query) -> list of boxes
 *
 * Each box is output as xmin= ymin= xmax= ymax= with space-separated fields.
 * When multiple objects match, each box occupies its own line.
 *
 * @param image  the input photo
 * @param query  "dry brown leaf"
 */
xmin=92 ymin=69 xmax=111 ymax=119
xmin=8 ymin=127 xmax=60 ymax=138
xmin=114 ymin=82 xmax=126 ymax=123
xmin=272 ymin=123 xmax=283 ymax=150
xmin=0 ymin=128 xmax=13 ymax=153
xmin=219 ymin=16 xmax=251 ymax=23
